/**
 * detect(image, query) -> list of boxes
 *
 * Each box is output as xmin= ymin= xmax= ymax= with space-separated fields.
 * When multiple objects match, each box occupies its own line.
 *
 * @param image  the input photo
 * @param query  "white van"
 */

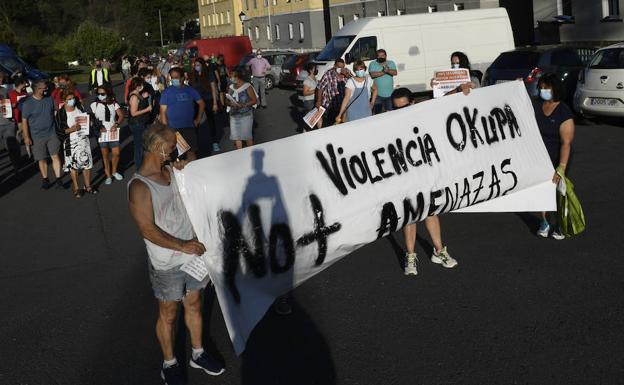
xmin=313 ymin=8 xmax=515 ymax=93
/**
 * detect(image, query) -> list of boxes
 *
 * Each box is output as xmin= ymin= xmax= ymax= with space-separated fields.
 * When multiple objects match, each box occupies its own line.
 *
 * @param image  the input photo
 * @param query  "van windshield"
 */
xmin=316 ymin=35 xmax=355 ymax=62
xmin=589 ymin=48 xmax=624 ymax=69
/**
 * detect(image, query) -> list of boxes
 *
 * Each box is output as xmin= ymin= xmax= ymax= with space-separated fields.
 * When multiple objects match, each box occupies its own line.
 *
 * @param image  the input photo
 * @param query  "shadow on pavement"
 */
xmin=241 ymin=298 xmax=336 ymax=385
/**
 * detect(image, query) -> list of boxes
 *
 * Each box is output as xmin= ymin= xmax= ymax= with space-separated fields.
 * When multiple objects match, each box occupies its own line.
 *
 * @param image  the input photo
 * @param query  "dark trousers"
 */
xmin=130 ymin=123 xmax=147 ymax=169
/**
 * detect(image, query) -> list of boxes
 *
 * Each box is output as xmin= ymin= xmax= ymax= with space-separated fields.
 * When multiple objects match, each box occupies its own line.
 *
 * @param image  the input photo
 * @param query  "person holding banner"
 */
xmin=533 ymin=73 xmax=575 ymax=240
xmin=432 ymin=51 xmax=480 ymax=96
xmin=128 ymin=123 xmax=225 ymax=384
xmin=56 ymin=90 xmax=95 ymax=197
xmin=391 ymin=88 xmax=458 ymax=274
xmin=226 ymin=69 xmax=257 ymax=149
xmin=91 ymin=86 xmax=125 ymax=185
xmin=336 ymin=60 xmax=378 ymax=123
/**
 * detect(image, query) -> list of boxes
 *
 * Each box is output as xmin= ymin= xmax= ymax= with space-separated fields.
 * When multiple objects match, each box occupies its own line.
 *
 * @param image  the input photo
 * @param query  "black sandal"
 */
xmin=84 ymin=186 xmax=98 ymax=195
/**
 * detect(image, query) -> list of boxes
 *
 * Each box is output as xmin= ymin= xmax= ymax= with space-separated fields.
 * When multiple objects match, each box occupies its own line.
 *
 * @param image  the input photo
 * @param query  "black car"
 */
xmin=483 ymin=46 xmax=596 ymax=104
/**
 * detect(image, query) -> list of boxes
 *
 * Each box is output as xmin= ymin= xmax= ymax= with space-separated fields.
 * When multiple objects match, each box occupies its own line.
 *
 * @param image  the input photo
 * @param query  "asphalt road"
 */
xmin=0 ymin=83 xmax=622 ymax=385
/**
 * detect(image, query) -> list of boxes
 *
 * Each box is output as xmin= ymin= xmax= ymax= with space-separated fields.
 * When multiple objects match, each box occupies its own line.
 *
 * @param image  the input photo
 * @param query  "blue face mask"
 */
xmin=355 ymin=69 xmax=366 ymax=78
xmin=540 ymin=88 xmax=553 ymax=101
xmin=97 ymin=94 xmax=107 ymax=101
xmin=171 ymin=79 xmax=181 ymax=87
xmin=66 ymin=99 xmax=76 ymax=107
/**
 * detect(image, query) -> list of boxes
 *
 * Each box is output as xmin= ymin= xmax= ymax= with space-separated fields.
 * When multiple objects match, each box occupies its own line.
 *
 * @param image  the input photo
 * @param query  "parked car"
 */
xmin=574 ymin=43 xmax=624 ymax=117
xmin=237 ymin=50 xmax=297 ymax=89
xmin=482 ymin=45 xmax=595 ymax=105
xmin=0 ymin=43 xmax=48 ymax=82
xmin=279 ymin=51 xmax=320 ymax=88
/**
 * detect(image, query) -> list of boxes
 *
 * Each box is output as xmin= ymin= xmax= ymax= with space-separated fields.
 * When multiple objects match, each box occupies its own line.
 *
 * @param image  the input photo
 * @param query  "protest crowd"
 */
xmin=0 ymin=46 xmax=577 ymax=385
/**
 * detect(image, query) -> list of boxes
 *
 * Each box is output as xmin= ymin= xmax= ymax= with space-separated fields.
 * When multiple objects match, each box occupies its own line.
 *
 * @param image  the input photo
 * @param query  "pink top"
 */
xmin=247 ymin=57 xmax=271 ymax=77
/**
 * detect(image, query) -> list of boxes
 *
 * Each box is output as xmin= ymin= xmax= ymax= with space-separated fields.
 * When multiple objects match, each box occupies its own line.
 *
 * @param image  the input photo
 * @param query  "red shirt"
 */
xmin=51 ymin=88 xmax=82 ymax=109
xmin=8 ymin=89 xmax=28 ymax=122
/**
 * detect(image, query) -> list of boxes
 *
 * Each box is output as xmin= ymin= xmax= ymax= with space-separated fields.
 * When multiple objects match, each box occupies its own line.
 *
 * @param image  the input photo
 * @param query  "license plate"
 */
xmin=496 ymin=80 xmax=512 ymax=84
xmin=591 ymin=98 xmax=619 ymax=106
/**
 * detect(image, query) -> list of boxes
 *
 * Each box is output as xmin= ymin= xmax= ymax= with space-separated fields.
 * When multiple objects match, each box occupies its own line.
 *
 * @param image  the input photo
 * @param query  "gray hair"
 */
xmin=32 ymin=79 xmax=47 ymax=90
xmin=142 ymin=122 xmax=174 ymax=153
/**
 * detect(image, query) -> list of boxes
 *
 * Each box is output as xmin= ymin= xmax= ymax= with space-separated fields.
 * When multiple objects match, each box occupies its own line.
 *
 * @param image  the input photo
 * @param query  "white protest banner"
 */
xmin=433 ymin=68 xmax=472 ymax=98
xmin=175 ymin=80 xmax=555 ymax=355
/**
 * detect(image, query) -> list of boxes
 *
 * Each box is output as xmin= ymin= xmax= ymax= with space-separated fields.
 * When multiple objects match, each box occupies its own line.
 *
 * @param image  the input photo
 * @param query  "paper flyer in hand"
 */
xmin=75 ymin=114 xmax=90 ymax=136
xmin=432 ymin=68 xmax=471 ymax=98
xmin=180 ymin=256 xmax=209 ymax=281
xmin=303 ymin=106 xmax=325 ymax=128
xmin=176 ymin=132 xmax=191 ymax=156
xmin=0 ymin=99 xmax=11 ymax=119
xmin=98 ymin=129 xmax=119 ymax=143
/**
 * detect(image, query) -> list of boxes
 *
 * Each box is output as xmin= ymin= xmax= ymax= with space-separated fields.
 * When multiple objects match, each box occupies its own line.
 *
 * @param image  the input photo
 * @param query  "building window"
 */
xmin=603 ymin=0 xmax=620 ymax=16
xmin=338 ymin=15 xmax=344 ymax=29
xmin=273 ymin=0 xmax=277 ymax=5
xmin=454 ymin=3 xmax=464 ymax=11
xmin=213 ymin=14 xmax=217 ymax=25
xmin=264 ymin=0 xmax=268 ymax=6
xmin=254 ymin=0 xmax=257 ymax=9
xmin=266 ymin=25 xmax=272 ymax=40
xmin=288 ymin=23 xmax=294 ymax=39
xmin=275 ymin=24 xmax=281 ymax=40
xmin=208 ymin=16 xmax=211 ymax=26
xmin=245 ymin=0 xmax=249 ymax=10
xmin=428 ymin=5 xmax=438 ymax=13
xmin=255 ymin=26 xmax=260 ymax=40
xmin=200 ymin=0 xmax=204 ymax=5
xmin=247 ymin=26 xmax=252 ymax=37
xmin=299 ymin=22 xmax=304 ymax=40
xmin=227 ymin=11 xmax=231 ymax=23
xmin=353 ymin=14 xmax=359 ymax=20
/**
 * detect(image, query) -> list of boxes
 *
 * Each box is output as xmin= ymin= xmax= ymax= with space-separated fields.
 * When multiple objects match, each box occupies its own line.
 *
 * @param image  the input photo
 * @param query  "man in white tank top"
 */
xmin=128 ymin=122 xmax=225 ymax=384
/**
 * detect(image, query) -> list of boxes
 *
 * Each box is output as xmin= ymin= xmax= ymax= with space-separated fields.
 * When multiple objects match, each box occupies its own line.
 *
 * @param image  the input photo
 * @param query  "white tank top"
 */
xmin=129 ymin=166 xmax=195 ymax=270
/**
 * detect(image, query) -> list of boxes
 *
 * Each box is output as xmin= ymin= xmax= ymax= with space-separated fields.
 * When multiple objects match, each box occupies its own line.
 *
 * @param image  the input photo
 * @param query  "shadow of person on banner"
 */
xmin=238 ymin=149 xmax=336 ymax=384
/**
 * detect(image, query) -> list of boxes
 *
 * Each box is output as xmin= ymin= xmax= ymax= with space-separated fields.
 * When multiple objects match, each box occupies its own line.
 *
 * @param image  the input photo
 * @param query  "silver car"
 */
xmin=574 ymin=43 xmax=624 ymax=117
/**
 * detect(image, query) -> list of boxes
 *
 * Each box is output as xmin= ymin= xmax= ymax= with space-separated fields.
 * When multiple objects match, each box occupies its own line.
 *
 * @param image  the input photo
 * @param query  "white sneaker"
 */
xmin=113 ymin=172 xmax=123 ymax=181
xmin=537 ymin=221 xmax=550 ymax=238
xmin=431 ymin=246 xmax=458 ymax=268
xmin=551 ymin=229 xmax=565 ymax=240
xmin=404 ymin=253 xmax=418 ymax=276
xmin=104 ymin=178 xmax=113 ymax=185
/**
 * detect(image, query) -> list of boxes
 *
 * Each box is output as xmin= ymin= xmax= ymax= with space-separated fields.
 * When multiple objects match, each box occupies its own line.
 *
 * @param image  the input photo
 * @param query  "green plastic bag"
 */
xmin=556 ymin=174 xmax=586 ymax=237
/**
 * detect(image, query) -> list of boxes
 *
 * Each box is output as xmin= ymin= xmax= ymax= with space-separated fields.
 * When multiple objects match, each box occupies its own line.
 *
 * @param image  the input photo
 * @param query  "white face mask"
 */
xmin=336 ymin=67 xmax=342 ymax=74
xmin=451 ymin=63 xmax=460 ymax=69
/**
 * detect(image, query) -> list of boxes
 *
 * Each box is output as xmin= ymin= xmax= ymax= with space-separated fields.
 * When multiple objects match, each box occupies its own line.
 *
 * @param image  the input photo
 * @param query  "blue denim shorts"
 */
xmin=148 ymin=263 xmax=210 ymax=301
xmin=98 ymin=140 xmax=120 ymax=149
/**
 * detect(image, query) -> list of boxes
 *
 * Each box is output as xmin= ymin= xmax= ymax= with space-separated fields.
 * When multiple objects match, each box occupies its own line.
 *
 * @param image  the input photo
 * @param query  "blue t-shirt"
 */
xmin=21 ymin=96 xmax=56 ymax=139
xmin=368 ymin=60 xmax=397 ymax=98
xmin=160 ymin=86 xmax=201 ymax=129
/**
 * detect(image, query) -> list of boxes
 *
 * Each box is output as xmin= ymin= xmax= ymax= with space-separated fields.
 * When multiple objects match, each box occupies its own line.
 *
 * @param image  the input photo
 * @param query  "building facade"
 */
xmin=199 ymin=0 xmax=502 ymax=50
xmin=532 ymin=0 xmax=624 ymax=44
xmin=198 ymin=0 xmax=244 ymax=38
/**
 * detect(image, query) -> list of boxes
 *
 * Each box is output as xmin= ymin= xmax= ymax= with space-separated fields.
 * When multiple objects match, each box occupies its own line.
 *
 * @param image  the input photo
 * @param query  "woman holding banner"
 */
xmin=533 ymin=73 xmax=575 ymax=240
xmin=56 ymin=89 xmax=95 ymax=197
xmin=336 ymin=60 xmax=377 ymax=123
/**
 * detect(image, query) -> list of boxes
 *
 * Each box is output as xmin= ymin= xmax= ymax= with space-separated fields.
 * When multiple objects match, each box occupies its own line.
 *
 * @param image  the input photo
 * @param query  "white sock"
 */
xmin=163 ymin=357 xmax=178 ymax=368
xmin=192 ymin=347 xmax=204 ymax=360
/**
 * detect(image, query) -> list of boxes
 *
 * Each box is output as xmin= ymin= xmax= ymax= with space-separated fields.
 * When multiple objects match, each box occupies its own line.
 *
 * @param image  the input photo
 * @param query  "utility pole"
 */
xmin=323 ymin=0 xmax=331 ymax=42
xmin=268 ymin=0 xmax=272 ymax=47
xmin=158 ymin=9 xmax=164 ymax=47
xmin=385 ymin=0 xmax=389 ymax=16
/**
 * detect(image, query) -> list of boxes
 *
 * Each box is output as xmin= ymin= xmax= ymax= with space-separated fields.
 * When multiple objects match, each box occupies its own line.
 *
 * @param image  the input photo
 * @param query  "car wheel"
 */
xmin=265 ymin=75 xmax=274 ymax=90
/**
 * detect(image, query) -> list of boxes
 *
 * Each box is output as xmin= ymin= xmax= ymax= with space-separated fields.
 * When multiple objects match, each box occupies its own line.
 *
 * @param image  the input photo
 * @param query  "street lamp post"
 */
xmin=239 ymin=11 xmax=247 ymax=36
